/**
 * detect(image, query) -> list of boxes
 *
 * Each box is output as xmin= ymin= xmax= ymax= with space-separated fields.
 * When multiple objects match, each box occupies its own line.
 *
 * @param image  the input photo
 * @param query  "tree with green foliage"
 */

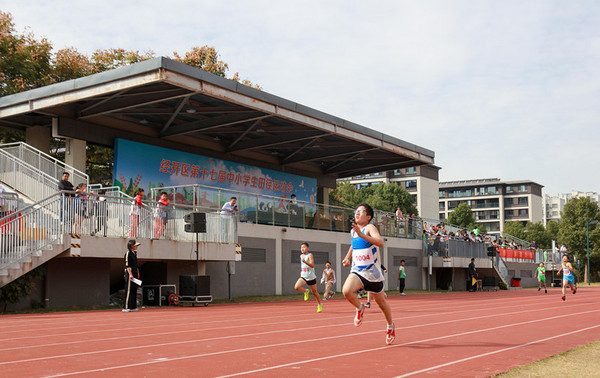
xmin=446 ymin=203 xmax=485 ymax=232
xmin=557 ymin=197 xmax=600 ymax=282
xmin=330 ymin=181 xmax=418 ymax=215
xmin=503 ymin=221 xmax=525 ymax=240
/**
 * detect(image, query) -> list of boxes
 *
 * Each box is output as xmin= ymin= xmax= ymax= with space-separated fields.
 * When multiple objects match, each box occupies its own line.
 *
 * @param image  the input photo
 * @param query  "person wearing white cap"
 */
xmin=123 ymin=239 xmax=141 ymax=312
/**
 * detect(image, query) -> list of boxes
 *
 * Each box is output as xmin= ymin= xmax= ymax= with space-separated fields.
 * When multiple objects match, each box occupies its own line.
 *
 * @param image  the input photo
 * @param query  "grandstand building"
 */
xmin=438 ymin=178 xmax=544 ymax=233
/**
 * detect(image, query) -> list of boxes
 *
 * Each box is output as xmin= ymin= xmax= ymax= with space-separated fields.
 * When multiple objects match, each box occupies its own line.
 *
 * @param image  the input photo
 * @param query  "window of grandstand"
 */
xmin=521 ymin=270 xmax=533 ymax=278
xmin=242 ymin=248 xmax=267 ymax=263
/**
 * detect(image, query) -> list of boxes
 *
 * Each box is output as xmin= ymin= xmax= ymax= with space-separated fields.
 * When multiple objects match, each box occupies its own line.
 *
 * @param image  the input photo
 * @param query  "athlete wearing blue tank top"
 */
xmin=342 ymin=203 xmax=395 ymax=345
xmin=557 ymin=254 xmax=577 ymax=301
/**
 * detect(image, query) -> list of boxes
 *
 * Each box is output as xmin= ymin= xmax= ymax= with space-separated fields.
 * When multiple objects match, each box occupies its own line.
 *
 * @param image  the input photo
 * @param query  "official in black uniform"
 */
xmin=123 ymin=239 xmax=140 ymax=312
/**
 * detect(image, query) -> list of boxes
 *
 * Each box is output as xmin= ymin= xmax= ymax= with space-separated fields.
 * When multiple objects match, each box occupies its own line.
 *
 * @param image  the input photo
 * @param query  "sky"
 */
xmin=3 ymin=0 xmax=600 ymax=196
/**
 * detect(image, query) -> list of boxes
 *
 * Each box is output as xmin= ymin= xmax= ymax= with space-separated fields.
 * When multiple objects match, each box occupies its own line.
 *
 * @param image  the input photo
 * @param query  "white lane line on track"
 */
xmin=1 ymin=288 xmax=580 ymax=329
xmin=34 ymin=308 xmax=600 ymax=377
xmin=0 ymin=295 xmax=590 ymax=352
xmin=0 ymin=289 xmax=577 ymax=342
xmin=216 ymin=313 xmax=600 ymax=378
xmin=394 ymin=324 xmax=600 ymax=377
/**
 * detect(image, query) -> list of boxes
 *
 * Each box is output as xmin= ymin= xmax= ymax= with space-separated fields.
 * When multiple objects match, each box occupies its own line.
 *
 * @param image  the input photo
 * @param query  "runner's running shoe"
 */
xmin=573 ymin=285 xmax=577 ymax=295
xmin=545 ymin=289 xmax=547 ymax=294
xmin=538 ymin=287 xmax=541 ymax=291
xmin=562 ymin=295 xmax=566 ymax=301
xmin=304 ymin=289 xmax=309 ymax=301
xmin=386 ymin=323 xmax=396 ymax=345
xmin=354 ymin=304 xmax=365 ymax=327
xmin=365 ymin=301 xmax=371 ymax=308
xmin=317 ymin=304 xmax=323 ymax=313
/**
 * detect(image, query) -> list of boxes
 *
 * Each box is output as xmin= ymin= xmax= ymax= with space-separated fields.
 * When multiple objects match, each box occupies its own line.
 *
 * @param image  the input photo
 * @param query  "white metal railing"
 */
xmin=0 ymin=142 xmax=88 ymax=186
xmin=0 ymin=191 xmax=237 ymax=270
xmin=0 ymin=149 xmax=60 ymax=202
xmin=150 ymin=184 xmax=423 ymax=238
xmin=0 ymin=192 xmax=19 ymax=213
xmin=87 ymin=185 xmax=132 ymax=199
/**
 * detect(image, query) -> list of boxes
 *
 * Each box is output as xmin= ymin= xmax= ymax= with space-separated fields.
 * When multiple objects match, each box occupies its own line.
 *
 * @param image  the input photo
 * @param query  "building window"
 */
xmin=518 ymin=209 xmax=529 ymax=217
xmin=411 ymin=194 xmax=417 ymax=203
xmin=439 ymin=202 xmax=445 ymax=210
xmin=406 ymin=180 xmax=417 ymax=189
xmin=505 ymin=210 xmax=514 ymax=218
xmin=519 ymin=185 xmax=527 ymax=192
xmin=439 ymin=190 xmax=446 ymax=198
xmin=504 ymin=198 xmax=513 ymax=206
xmin=506 ymin=186 xmax=513 ymax=193
xmin=552 ymin=203 xmax=558 ymax=208
xmin=517 ymin=197 xmax=528 ymax=205
xmin=405 ymin=167 xmax=416 ymax=174
xmin=487 ymin=186 xmax=497 ymax=195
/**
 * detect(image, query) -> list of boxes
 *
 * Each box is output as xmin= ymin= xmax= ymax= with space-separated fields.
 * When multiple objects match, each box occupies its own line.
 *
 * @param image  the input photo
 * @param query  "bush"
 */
xmin=499 ymin=281 xmax=508 ymax=290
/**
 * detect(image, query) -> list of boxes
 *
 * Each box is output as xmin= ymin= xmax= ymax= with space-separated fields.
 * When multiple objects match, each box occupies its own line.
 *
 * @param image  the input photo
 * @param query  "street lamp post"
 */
xmin=587 ymin=220 xmax=598 ymax=286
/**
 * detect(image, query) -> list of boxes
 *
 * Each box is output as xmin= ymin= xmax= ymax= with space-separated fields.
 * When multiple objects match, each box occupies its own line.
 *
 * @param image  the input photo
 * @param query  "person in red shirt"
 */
xmin=153 ymin=192 xmax=170 ymax=239
xmin=129 ymin=188 xmax=146 ymax=237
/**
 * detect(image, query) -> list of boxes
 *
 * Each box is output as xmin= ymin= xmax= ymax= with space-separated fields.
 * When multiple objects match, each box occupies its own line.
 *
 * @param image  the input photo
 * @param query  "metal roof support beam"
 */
xmin=284 ymin=146 xmax=378 ymax=165
xmin=227 ymin=119 xmax=261 ymax=149
xmin=77 ymin=88 xmax=191 ymax=119
xmin=77 ymin=88 xmax=129 ymax=115
xmin=228 ymin=131 xmax=327 ymax=152
xmin=160 ymin=95 xmax=192 ymax=134
xmin=281 ymin=138 xmax=319 ymax=162
xmin=161 ymin=112 xmax=269 ymax=138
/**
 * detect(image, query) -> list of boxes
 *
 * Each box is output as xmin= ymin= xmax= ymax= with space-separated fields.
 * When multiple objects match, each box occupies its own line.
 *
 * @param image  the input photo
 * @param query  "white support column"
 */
xmin=25 ymin=125 xmax=51 ymax=153
xmin=275 ymin=232 xmax=282 ymax=295
xmin=336 ymin=241 xmax=342 ymax=292
xmin=64 ymin=138 xmax=86 ymax=176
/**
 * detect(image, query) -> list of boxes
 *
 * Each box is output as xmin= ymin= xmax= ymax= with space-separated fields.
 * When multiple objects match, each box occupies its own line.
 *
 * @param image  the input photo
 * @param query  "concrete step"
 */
xmin=0 ymin=269 xmax=7 ymax=277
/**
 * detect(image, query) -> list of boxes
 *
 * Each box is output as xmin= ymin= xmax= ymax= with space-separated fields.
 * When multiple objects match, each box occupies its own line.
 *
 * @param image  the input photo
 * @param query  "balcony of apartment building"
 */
xmin=504 ymin=196 xmax=529 ymax=208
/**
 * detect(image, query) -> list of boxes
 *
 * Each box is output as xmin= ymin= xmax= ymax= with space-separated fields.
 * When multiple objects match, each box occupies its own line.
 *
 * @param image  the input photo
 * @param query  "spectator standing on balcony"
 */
xmin=73 ymin=183 xmax=90 ymax=233
xmin=398 ymin=260 xmax=407 ymax=295
xmin=129 ymin=188 xmax=146 ymax=237
xmin=294 ymin=242 xmax=323 ymax=313
xmin=529 ymin=240 xmax=539 ymax=251
xmin=221 ymin=197 xmax=238 ymax=215
xmin=468 ymin=258 xmax=478 ymax=292
xmin=560 ymin=244 xmax=568 ymax=254
xmin=123 ymin=239 xmax=141 ymax=312
xmin=320 ymin=260 xmax=336 ymax=300
xmin=58 ymin=172 xmax=75 ymax=224
xmin=153 ymin=192 xmax=170 ymax=239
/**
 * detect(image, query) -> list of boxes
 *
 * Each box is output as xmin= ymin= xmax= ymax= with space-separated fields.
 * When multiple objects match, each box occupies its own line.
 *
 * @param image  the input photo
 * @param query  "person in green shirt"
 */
xmin=398 ymin=260 xmax=406 ymax=295
xmin=536 ymin=262 xmax=547 ymax=294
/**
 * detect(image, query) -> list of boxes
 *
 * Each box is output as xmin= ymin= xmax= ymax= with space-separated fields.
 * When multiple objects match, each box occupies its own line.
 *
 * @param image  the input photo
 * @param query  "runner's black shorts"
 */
xmin=351 ymin=272 xmax=384 ymax=293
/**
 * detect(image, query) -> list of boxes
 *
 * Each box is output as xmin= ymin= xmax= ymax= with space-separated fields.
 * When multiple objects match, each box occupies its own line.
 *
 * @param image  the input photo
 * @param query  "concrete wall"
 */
xmin=46 ymin=257 xmax=110 ymax=308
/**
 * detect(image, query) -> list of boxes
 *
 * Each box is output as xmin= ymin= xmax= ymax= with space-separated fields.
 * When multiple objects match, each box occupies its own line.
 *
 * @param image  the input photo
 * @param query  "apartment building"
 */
xmin=439 ymin=178 xmax=544 ymax=233
xmin=543 ymin=190 xmax=600 ymax=225
xmin=342 ymin=165 xmax=440 ymax=220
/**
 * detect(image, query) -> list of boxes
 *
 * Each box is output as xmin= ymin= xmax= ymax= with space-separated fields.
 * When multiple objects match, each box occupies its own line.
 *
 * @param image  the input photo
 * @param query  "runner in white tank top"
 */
xmin=294 ymin=242 xmax=323 ymax=313
xmin=341 ymin=203 xmax=395 ymax=345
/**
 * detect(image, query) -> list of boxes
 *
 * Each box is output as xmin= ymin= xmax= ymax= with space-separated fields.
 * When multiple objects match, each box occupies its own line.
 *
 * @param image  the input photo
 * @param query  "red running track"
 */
xmin=1 ymin=287 xmax=599 ymax=377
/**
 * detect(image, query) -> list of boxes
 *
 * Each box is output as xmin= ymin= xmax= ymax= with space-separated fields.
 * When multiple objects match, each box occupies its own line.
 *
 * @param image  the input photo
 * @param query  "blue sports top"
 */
xmin=351 ymin=226 xmax=384 ymax=282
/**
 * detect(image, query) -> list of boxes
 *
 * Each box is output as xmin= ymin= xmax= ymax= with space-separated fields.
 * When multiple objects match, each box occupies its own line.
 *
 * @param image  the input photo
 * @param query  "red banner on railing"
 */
xmin=498 ymin=248 xmax=535 ymax=260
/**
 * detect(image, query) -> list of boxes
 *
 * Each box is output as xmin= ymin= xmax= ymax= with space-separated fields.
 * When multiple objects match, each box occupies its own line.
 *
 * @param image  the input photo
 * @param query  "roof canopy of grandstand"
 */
xmin=0 ymin=57 xmax=434 ymax=187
